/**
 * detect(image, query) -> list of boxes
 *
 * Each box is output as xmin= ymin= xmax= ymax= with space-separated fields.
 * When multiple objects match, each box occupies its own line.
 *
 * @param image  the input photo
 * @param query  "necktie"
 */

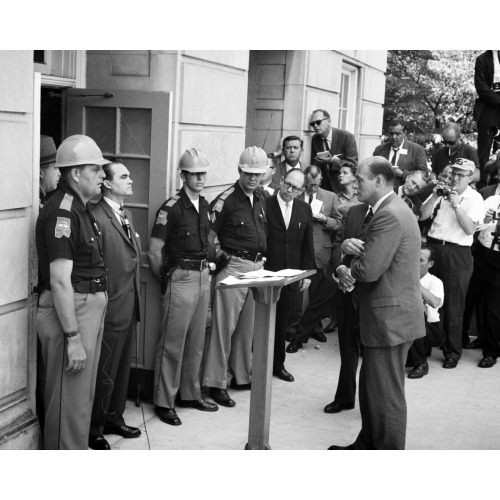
xmin=323 ymin=138 xmax=329 ymax=152
xmin=309 ymin=194 xmax=313 ymax=204
xmin=119 ymin=207 xmax=132 ymax=242
xmin=362 ymin=207 xmax=373 ymax=228
xmin=284 ymin=202 xmax=291 ymax=229
xmin=391 ymin=149 xmax=399 ymax=166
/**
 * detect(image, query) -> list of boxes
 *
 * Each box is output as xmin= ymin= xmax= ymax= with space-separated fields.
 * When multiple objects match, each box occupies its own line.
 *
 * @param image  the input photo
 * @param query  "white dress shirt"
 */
xmin=421 ymin=272 xmax=444 ymax=323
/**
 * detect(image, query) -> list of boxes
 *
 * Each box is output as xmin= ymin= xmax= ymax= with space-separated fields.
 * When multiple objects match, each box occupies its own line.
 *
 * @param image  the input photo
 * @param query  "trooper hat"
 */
xmin=238 ymin=146 xmax=268 ymax=174
xmin=55 ymin=135 xmax=111 ymax=168
xmin=40 ymin=135 xmax=57 ymax=166
xmin=178 ymin=148 xmax=211 ymax=173
xmin=451 ymin=158 xmax=475 ymax=173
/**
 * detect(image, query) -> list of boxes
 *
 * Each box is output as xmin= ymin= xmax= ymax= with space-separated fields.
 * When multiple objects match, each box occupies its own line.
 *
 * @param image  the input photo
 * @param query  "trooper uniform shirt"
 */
xmin=36 ymin=180 xmax=106 ymax=287
xmin=210 ymin=181 xmax=267 ymax=254
xmin=152 ymin=187 xmax=210 ymax=260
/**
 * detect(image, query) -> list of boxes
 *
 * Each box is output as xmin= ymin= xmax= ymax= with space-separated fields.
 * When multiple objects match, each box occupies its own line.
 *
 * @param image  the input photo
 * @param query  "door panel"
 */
xmin=65 ymin=89 xmax=172 ymax=376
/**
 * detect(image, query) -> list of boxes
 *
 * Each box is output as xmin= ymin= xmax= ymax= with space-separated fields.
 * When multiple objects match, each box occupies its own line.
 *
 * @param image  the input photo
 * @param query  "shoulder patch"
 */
xmin=59 ymin=193 xmax=73 ymax=212
xmin=156 ymin=210 xmax=168 ymax=226
xmin=213 ymin=187 xmax=235 ymax=213
xmin=55 ymin=217 xmax=71 ymax=238
xmin=166 ymin=195 xmax=180 ymax=208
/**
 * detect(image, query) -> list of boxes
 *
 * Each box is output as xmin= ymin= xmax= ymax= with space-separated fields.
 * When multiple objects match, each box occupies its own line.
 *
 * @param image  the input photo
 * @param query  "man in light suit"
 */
xmin=269 ymin=135 xmax=304 ymax=190
xmin=310 ymin=109 xmax=358 ymax=193
xmin=373 ymin=119 xmax=427 ymax=192
xmin=329 ymin=156 xmax=425 ymax=450
xmin=287 ymin=165 xmax=343 ymax=352
xmin=89 ymin=160 xmax=142 ymax=450
xmin=265 ymin=169 xmax=315 ymax=382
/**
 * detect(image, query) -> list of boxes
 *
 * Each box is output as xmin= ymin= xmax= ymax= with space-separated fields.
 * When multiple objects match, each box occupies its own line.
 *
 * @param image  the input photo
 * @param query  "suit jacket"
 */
xmin=480 ymin=183 xmax=498 ymax=200
xmin=265 ymin=195 xmax=315 ymax=277
xmin=373 ymin=140 xmax=427 ymax=191
xmin=349 ymin=193 xmax=425 ymax=347
xmin=474 ymin=51 xmax=500 ymax=124
xmin=311 ymin=129 xmax=358 ymax=193
xmin=299 ymin=187 xmax=343 ymax=269
xmin=93 ymin=197 xmax=141 ymax=330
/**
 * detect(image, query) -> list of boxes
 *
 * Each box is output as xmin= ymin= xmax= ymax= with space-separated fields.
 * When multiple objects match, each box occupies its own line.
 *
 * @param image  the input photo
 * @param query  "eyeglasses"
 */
xmin=441 ymin=138 xmax=459 ymax=146
xmin=450 ymin=172 xmax=470 ymax=179
xmin=305 ymin=183 xmax=320 ymax=189
xmin=309 ymin=117 xmax=328 ymax=128
xmin=283 ymin=181 xmax=302 ymax=193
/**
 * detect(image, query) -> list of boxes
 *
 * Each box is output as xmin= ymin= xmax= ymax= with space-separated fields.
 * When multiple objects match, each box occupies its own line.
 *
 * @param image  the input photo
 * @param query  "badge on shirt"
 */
xmin=55 ymin=217 xmax=71 ymax=238
xmin=210 ymin=212 xmax=217 ymax=223
xmin=399 ymin=148 xmax=408 ymax=155
xmin=156 ymin=210 xmax=168 ymax=226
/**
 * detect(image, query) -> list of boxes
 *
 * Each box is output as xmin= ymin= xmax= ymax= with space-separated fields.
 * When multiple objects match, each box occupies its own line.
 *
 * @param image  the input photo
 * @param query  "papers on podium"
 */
xmin=219 ymin=268 xmax=304 ymax=286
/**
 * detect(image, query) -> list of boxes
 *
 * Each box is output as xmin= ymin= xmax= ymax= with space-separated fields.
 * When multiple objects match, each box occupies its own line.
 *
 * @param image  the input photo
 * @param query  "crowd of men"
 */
xmin=34 ymin=50 xmax=500 ymax=450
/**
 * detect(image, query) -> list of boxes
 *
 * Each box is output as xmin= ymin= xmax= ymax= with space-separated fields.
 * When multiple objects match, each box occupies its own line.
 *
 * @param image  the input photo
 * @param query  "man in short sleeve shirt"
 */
xmin=36 ymin=135 xmax=109 ymax=449
xmin=420 ymin=158 xmax=485 ymax=368
xmin=202 ymin=146 xmax=268 ymax=406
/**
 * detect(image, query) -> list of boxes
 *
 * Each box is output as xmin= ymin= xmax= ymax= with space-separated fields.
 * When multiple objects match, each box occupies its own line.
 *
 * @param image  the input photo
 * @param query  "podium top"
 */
xmin=216 ymin=269 xmax=316 ymax=289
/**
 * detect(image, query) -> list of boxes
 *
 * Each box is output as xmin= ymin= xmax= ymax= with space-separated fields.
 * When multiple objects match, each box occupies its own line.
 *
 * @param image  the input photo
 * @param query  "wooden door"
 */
xmin=65 ymin=89 xmax=172 ymax=389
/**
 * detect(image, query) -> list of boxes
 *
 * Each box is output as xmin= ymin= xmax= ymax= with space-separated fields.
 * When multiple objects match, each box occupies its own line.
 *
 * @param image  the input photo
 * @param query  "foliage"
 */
xmin=384 ymin=50 xmax=483 ymax=135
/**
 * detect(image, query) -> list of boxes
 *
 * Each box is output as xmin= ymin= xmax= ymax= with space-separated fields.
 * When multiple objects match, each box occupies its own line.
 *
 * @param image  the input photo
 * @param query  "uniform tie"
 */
xmin=284 ymin=202 xmax=291 ymax=229
xmin=362 ymin=207 xmax=373 ymax=228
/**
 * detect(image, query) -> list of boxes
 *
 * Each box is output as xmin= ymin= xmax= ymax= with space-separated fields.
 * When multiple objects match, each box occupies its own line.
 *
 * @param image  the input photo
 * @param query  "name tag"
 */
xmin=399 ymin=148 xmax=408 ymax=155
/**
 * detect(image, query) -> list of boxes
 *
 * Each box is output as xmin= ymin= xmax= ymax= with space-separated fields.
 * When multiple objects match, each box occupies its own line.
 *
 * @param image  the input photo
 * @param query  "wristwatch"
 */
xmin=454 ymin=203 xmax=461 ymax=210
xmin=64 ymin=330 xmax=79 ymax=338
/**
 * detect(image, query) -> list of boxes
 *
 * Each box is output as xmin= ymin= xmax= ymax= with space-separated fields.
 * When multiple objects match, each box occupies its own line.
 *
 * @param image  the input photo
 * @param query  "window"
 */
xmin=338 ymin=64 xmax=358 ymax=132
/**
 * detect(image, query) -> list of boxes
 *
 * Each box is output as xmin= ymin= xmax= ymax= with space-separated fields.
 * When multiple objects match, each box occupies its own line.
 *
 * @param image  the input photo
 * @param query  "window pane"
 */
xmin=85 ymin=107 xmax=116 ymax=156
xmin=119 ymin=108 xmax=152 ymax=156
xmin=341 ymin=74 xmax=350 ymax=109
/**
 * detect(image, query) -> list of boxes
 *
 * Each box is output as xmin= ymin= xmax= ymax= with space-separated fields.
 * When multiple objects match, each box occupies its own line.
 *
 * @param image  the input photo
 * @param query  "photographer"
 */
xmin=420 ymin=158 xmax=485 ymax=369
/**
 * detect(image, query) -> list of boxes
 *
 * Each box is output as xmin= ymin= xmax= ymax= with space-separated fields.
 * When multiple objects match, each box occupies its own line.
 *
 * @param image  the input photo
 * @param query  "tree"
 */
xmin=384 ymin=50 xmax=482 ymax=135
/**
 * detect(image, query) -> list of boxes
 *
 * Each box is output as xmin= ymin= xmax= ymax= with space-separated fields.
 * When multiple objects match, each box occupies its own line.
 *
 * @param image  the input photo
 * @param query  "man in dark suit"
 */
xmin=329 ymin=156 xmax=425 ymax=450
xmin=480 ymin=161 xmax=500 ymax=200
xmin=309 ymin=109 xmax=358 ymax=193
xmin=269 ymin=135 xmax=304 ymax=190
xmin=89 ymin=160 xmax=142 ymax=450
xmin=474 ymin=51 xmax=500 ymax=182
xmin=373 ymin=119 xmax=427 ymax=193
xmin=265 ymin=169 xmax=314 ymax=382
xmin=286 ymin=165 xmax=343 ymax=352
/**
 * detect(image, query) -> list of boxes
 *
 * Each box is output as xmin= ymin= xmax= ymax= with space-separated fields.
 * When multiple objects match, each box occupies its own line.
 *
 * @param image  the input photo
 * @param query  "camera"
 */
xmin=487 ymin=125 xmax=500 ymax=138
xmin=492 ymin=81 xmax=500 ymax=92
xmin=436 ymin=186 xmax=451 ymax=198
xmin=493 ymin=210 xmax=500 ymax=221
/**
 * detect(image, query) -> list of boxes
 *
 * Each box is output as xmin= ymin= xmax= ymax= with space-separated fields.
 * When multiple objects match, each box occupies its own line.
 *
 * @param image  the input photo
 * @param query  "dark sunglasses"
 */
xmin=309 ymin=117 xmax=328 ymax=128
xmin=441 ymin=138 xmax=459 ymax=146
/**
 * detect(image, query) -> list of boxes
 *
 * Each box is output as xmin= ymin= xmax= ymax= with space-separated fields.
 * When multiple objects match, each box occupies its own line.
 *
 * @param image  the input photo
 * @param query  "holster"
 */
xmin=214 ymin=250 xmax=231 ymax=275
xmin=160 ymin=260 xmax=177 ymax=294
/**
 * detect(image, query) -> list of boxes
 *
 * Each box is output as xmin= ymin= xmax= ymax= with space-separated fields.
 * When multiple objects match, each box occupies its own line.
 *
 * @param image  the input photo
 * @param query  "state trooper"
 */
xmin=39 ymin=135 xmax=60 ymax=208
xmin=36 ymin=134 xmax=110 ymax=449
xmin=202 ymin=146 xmax=268 ymax=407
xmin=148 ymin=149 xmax=218 ymax=426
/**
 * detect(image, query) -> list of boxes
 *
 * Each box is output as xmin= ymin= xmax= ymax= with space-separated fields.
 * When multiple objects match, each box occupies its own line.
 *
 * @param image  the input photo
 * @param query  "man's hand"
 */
xmin=484 ymin=208 xmax=496 ymax=223
xmin=315 ymin=154 xmax=342 ymax=166
xmin=66 ymin=334 xmax=87 ymax=375
xmin=299 ymin=278 xmax=311 ymax=292
xmin=341 ymin=238 xmax=364 ymax=257
xmin=448 ymin=189 xmax=461 ymax=209
xmin=313 ymin=213 xmax=327 ymax=223
xmin=337 ymin=265 xmax=356 ymax=289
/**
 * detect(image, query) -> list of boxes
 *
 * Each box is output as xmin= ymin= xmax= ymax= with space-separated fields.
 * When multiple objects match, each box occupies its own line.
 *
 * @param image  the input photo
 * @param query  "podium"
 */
xmin=217 ymin=269 xmax=316 ymax=450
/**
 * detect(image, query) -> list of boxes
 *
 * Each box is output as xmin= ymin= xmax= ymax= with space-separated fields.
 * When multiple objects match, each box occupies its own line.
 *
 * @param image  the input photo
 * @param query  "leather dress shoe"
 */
xmin=230 ymin=379 xmax=251 ymax=390
xmin=323 ymin=318 xmax=338 ymax=333
xmin=478 ymin=356 xmax=497 ymax=368
xmin=273 ymin=367 xmax=294 ymax=382
xmin=408 ymin=362 xmax=429 ymax=379
xmin=88 ymin=435 xmax=110 ymax=450
xmin=311 ymin=331 xmax=327 ymax=343
xmin=286 ymin=340 xmax=303 ymax=353
xmin=103 ymin=423 xmax=141 ymax=438
xmin=464 ymin=338 xmax=481 ymax=349
xmin=155 ymin=406 xmax=182 ymax=426
xmin=442 ymin=358 xmax=458 ymax=369
xmin=176 ymin=398 xmax=219 ymax=411
xmin=209 ymin=388 xmax=236 ymax=407
xmin=324 ymin=400 xmax=355 ymax=413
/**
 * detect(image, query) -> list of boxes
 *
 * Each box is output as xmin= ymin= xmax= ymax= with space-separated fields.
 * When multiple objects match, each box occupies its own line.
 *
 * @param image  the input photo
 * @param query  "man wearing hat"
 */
xmin=202 ymin=146 xmax=268 ymax=407
xmin=39 ymin=135 xmax=60 ymax=208
xmin=421 ymin=158 xmax=485 ymax=368
xmin=36 ymin=134 xmax=109 ymax=449
xmin=148 ymin=149 xmax=218 ymax=426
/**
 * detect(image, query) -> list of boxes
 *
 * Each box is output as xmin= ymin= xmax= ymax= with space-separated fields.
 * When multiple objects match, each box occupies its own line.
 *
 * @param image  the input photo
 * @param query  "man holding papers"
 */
xmin=265 ymin=169 xmax=315 ymax=382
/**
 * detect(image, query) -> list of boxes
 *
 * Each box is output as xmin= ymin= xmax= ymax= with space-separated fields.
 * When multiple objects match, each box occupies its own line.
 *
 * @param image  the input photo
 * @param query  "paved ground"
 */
xmin=107 ymin=328 xmax=500 ymax=451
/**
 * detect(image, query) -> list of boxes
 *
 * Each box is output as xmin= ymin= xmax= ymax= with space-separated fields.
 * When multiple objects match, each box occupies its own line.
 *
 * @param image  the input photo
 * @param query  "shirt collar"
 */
xmin=372 ymin=191 xmax=393 ymax=214
xmin=103 ymin=195 xmax=122 ymax=212
xmin=277 ymin=193 xmax=293 ymax=210
xmin=59 ymin=178 xmax=86 ymax=208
